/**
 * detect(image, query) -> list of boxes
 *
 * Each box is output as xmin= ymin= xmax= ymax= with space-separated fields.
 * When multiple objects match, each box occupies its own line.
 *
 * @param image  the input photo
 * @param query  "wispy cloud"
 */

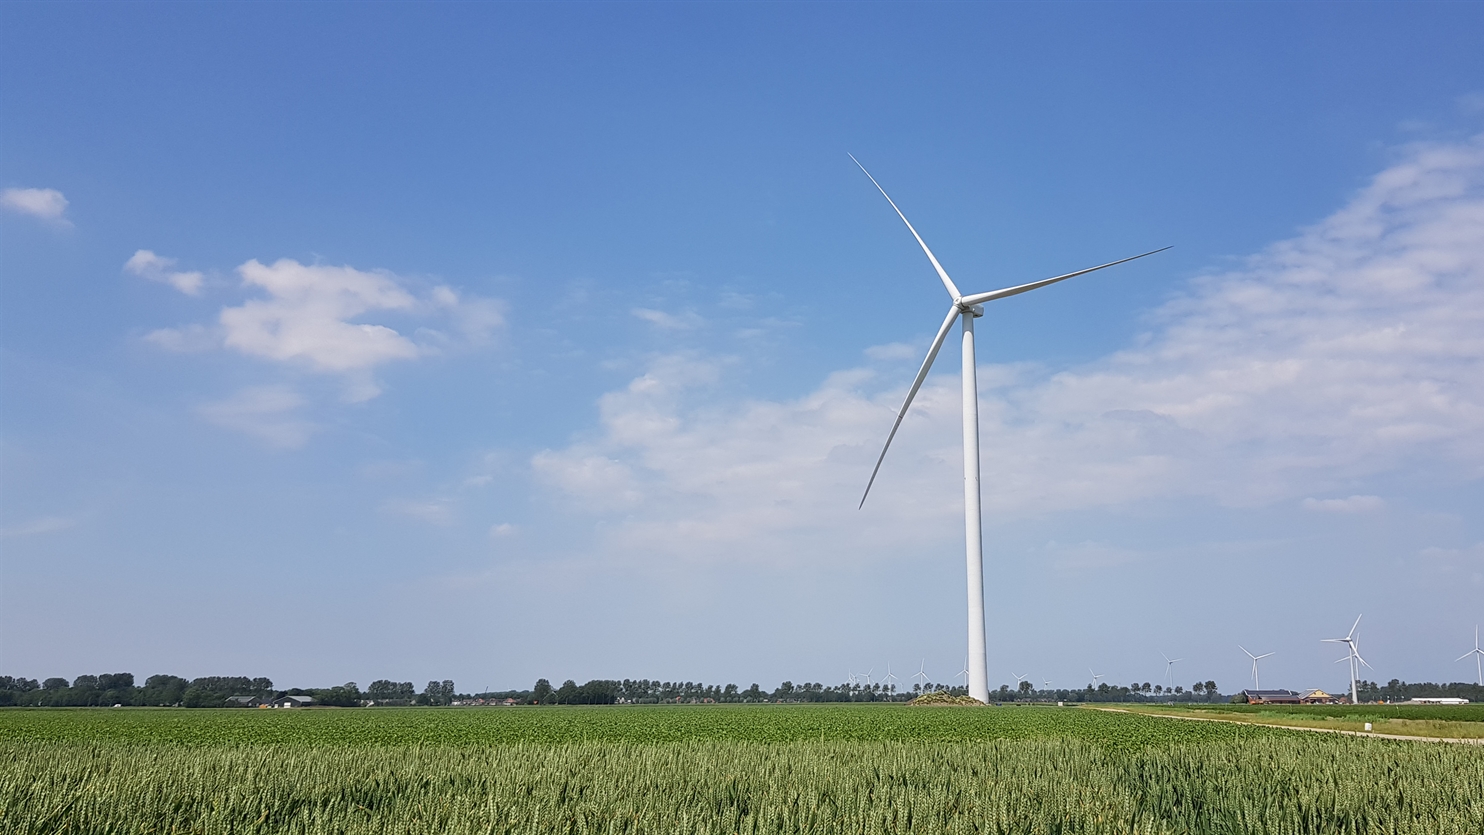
xmin=632 ymin=307 xmax=704 ymax=330
xmin=125 ymin=250 xmax=204 ymax=295
xmin=1302 ymin=495 xmax=1385 ymax=514
xmin=532 ymin=136 xmax=1484 ymax=566
xmin=1 ymin=187 xmax=70 ymax=225
xmin=381 ymin=499 xmax=454 ymax=526
xmin=0 ymin=516 xmax=77 ymax=538
xmin=197 ymin=386 xmax=315 ymax=449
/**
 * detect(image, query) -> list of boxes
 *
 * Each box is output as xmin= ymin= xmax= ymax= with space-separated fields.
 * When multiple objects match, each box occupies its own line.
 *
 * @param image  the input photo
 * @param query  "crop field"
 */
xmin=1116 ymin=702 xmax=1484 ymax=739
xmin=3 ymin=704 xmax=1483 ymax=834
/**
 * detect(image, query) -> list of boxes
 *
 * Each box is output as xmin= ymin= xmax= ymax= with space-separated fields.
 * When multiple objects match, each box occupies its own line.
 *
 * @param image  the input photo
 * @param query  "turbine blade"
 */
xmin=1240 ymin=645 xmax=1254 ymax=658
xmin=849 ymin=155 xmax=961 ymax=301
xmin=1347 ymin=614 xmax=1362 ymax=640
xmin=859 ymin=304 xmax=962 ymax=508
xmin=1257 ymin=653 xmax=1274 ymax=660
xmin=1458 ymin=651 xmax=1475 ymax=662
xmin=958 ymin=247 xmax=1171 ymax=307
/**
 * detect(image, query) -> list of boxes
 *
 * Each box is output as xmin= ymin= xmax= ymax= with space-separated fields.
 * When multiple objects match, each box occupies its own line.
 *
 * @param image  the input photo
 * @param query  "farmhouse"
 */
xmin=1402 ymin=697 xmax=1469 ymax=705
xmin=271 ymin=695 xmax=316 ymax=708
xmin=225 ymin=695 xmax=261 ymax=707
xmin=1241 ymin=689 xmax=1302 ymax=704
xmin=1299 ymin=689 xmax=1339 ymax=704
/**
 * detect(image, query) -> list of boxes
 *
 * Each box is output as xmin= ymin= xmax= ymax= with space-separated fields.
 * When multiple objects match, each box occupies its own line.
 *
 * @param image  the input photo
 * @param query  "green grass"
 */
xmin=0 ymin=703 xmax=1283 ymax=747
xmin=3 ymin=705 xmax=1482 ymax=834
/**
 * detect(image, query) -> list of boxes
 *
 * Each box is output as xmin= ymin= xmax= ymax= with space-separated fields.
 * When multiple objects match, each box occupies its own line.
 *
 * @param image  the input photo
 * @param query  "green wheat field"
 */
xmin=3 ymin=704 xmax=1482 ymax=834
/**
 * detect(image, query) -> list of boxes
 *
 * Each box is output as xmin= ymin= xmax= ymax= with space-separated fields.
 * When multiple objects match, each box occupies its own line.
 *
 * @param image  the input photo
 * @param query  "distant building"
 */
xmin=1402 ymin=697 xmax=1469 ymax=705
xmin=225 ymin=695 xmax=261 ymax=708
xmin=271 ymin=695 xmax=316 ymax=708
xmin=1299 ymin=689 xmax=1339 ymax=705
xmin=1241 ymin=689 xmax=1302 ymax=704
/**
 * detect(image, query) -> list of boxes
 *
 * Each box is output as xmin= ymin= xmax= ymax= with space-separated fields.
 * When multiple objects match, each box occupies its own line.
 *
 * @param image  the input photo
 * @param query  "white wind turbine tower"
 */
xmin=852 ymin=155 xmax=1168 ymax=704
xmin=912 ymin=659 xmax=930 ymax=691
xmin=1322 ymin=615 xmax=1370 ymax=704
xmin=1459 ymin=626 xmax=1484 ymax=687
xmin=1239 ymin=646 xmax=1274 ymax=690
xmin=1161 ymin=653 xmax=1182 ymax=695
xmin=883 ymin=662 xmax=899 ymax=692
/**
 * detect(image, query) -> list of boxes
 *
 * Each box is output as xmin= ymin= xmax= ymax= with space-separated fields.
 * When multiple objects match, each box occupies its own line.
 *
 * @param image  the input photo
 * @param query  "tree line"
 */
xmin=472 ymin=678 xmax=1233 ymax=705
xmin=1356 ymin=679 xmax=1484 ymax=702
xmin=13 ymin=671 xmax=1479 ymax=707
xmin=0 ymin=674 xmax=462 ymax=708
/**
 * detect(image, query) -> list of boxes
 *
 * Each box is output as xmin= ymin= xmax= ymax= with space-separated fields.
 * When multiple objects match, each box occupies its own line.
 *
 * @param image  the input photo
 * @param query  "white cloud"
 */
xmin=1 ymin=187 xmax=69 ymax=224
xmin=124 ymin=250 xmax=204 ymax=295
xmin=144 ymin=258 xmax=505 ymax=406
xmin=533 ymin=136 xmax=1484 ymax=566
xmin=1302 ymin=495 xmax=1385 ymax=514
xmin=221 ymin=259 xmax=420 ymax=373
xmin=490 ymin=523 xmax=516 ymax=538
xmin=197 ymin=386 xmax=315 ymax=449
xmin=632 ymin=307 xmax=704 ymax=330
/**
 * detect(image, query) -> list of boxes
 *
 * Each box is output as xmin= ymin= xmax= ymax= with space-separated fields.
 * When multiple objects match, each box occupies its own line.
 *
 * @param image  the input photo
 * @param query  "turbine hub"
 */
xmin=958 ymin=303 xmax=984 ymax=318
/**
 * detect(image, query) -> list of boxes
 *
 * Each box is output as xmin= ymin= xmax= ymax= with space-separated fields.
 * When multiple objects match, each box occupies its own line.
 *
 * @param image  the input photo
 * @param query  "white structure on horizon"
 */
xmin=1240 ymin=645 xmax=1275 ymax=691
xmin=1458 ymin=625 xmax=1484 ymax=687
xmin=852 ymin=155 xmax=1166 ymax=704
xmin=1323 ymin=615 xmax=1370 ymax=704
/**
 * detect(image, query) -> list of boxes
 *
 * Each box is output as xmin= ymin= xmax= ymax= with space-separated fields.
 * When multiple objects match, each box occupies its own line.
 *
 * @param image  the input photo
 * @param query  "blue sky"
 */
xmin=3 ymin=2 xmax=1483 ymax=695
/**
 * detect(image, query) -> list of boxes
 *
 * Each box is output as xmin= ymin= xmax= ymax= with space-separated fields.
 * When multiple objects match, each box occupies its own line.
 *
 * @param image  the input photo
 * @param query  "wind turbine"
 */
xmin=1322 ymin=615 xmax=1370 ymax=704
xmin=912 ymin=659 xmax=930 ymax=691
xmin=958 ymin=657 xmax=971 ymax=690
xmin=1042 ymin=678 xmax=1052 ymax=689
xmin=852 ymin=155 xmax=1168 ymax=703
xmin=883 ymin=662 xmax=899 ymax=691
xmin=1161 ymin=653 xmax=1183 ymax=695
xmin=1089 ymin=668 xmax=1105 ymax=687
xmin=1239 ymin=646 xmax=1274 ymax=690
xmin=1014 ymin=672 xmax=1029 ymax=690
xmin=1458 ymin=626 xmax=1484 ymax=687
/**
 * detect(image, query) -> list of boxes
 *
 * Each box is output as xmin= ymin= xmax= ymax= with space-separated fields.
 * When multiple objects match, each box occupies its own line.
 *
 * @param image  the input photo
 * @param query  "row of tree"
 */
xmin=472 ymin=678 xmax=1232 ymax=705
xmin=1356 ymin=680 xmax=1484 ymax=702
xmin=0 ymin=675 xmax=461 ymax=708
xmin=12 ymin=672 xmax=1481 ymax=708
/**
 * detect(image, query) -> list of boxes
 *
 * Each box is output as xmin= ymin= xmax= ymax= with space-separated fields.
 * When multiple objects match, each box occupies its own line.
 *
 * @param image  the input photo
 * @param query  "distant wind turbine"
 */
xmin=1089 ymin=668 xmax=1105 ymax=687
xmin=1322 ymin=615 xmax=1371 ymax=704
xmin=1239 ymin=646 xmax=1274 ymax=691
xmin=1459 ymin=626 xmax=1484 ymax=687
xmin=958 ymin=657 xmax=970 ymax=689
xmin=851 ymin=155 xmax=1168 ymax=704
xmin=912 ymin=659 xmax=930 ymax=691
xmin=1161 ymin=653 xmax=1183 ymax=695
